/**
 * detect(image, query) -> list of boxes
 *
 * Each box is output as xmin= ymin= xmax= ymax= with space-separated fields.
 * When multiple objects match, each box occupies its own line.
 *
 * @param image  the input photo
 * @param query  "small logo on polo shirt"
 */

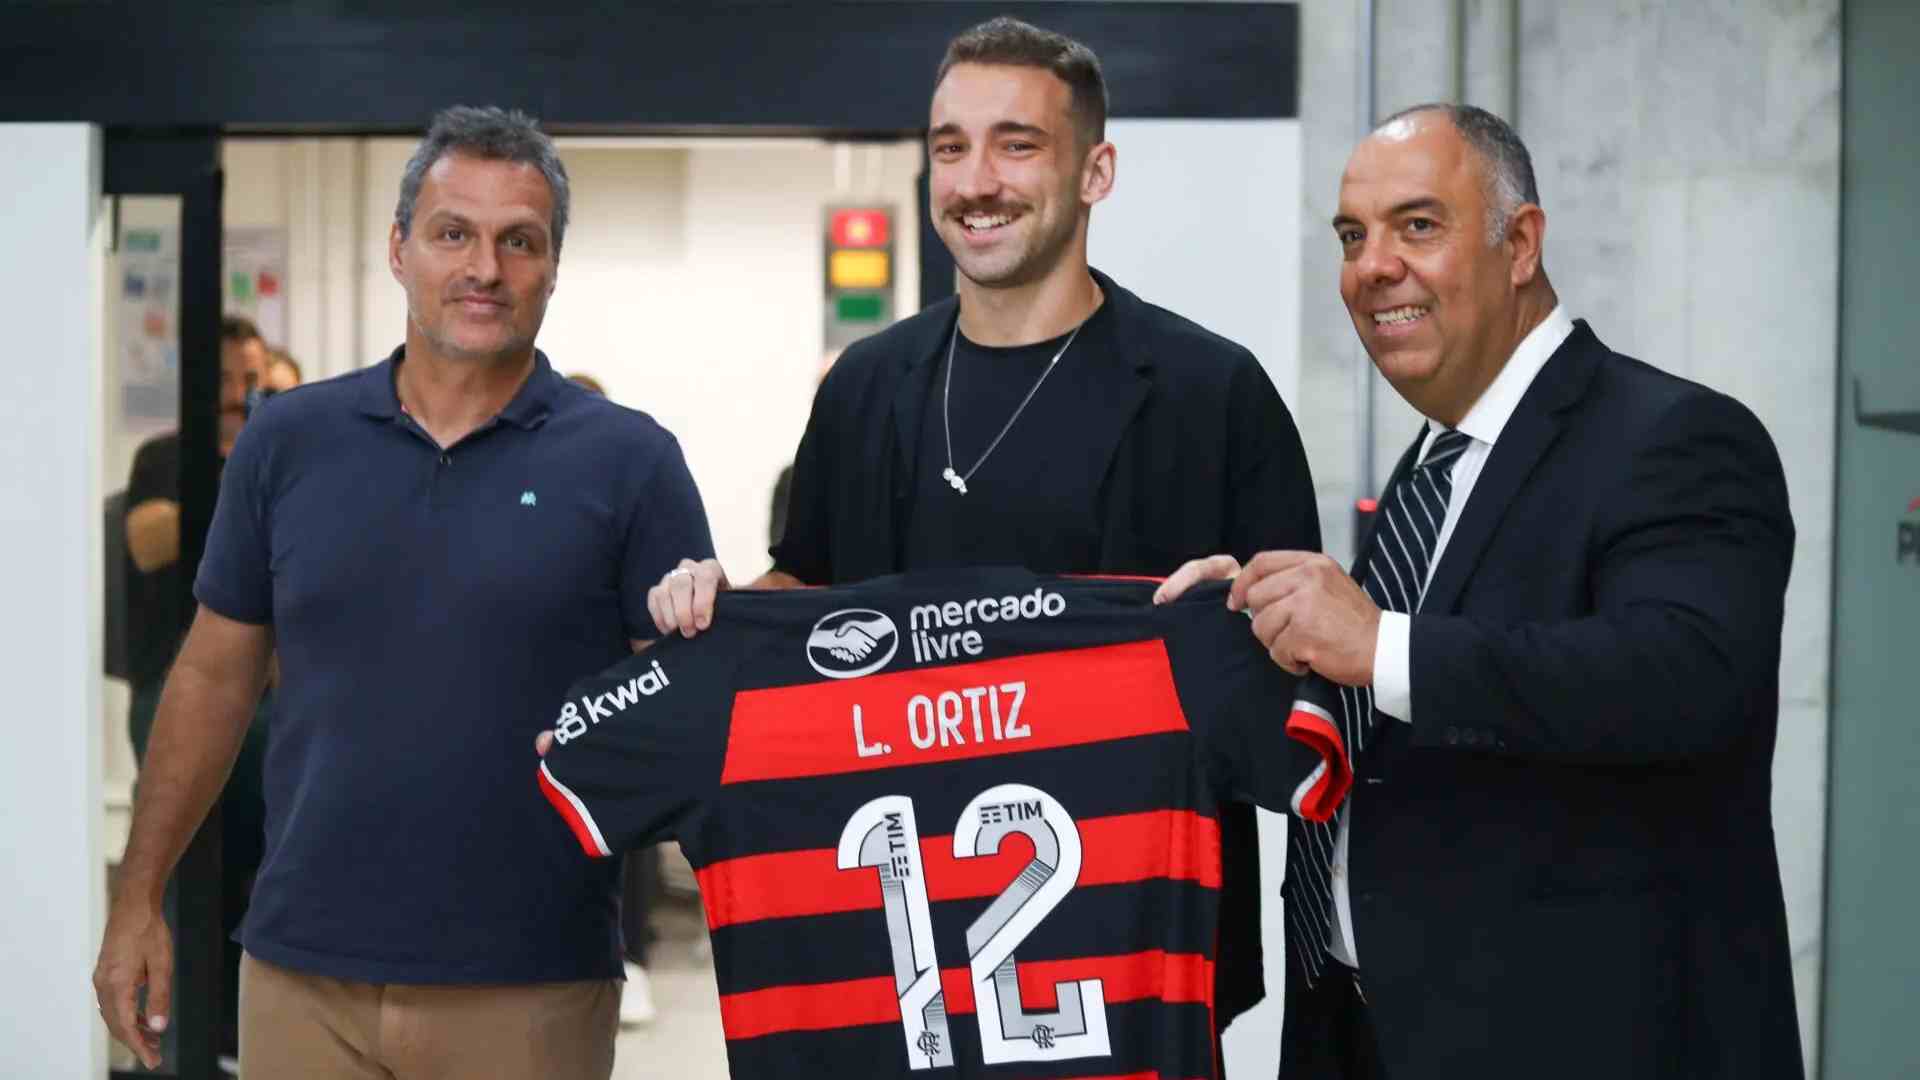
xmin=520 ymin=490 xmax=538 ymax=506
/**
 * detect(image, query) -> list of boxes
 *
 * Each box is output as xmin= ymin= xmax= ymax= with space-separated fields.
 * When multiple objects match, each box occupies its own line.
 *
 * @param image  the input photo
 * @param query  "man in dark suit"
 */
xmin=1162 ymin=104 xmax=1802 ymax=1078
xmin=643 ymin=16 xmax=1319 ymax=1047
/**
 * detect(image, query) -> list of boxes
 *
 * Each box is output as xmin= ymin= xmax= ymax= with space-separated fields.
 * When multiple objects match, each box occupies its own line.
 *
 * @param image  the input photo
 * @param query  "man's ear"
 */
xmin=1506 ymin=203 xmax=1546 ymax=288
xmin=388 ymin=222 xmax=407 ymax=284
xmin=1081 ymin=141 xmax=1116 ymax=208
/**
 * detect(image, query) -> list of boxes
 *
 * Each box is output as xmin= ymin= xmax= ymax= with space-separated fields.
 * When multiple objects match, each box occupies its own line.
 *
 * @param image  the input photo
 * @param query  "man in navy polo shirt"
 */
xmin=93 ymin=106 xmax=713 ymax=1079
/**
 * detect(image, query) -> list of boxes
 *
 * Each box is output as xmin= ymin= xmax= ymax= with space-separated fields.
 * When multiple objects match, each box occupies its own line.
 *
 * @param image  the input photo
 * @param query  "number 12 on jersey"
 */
xmin=837 ymin=783 xmax=1113 ymax=1070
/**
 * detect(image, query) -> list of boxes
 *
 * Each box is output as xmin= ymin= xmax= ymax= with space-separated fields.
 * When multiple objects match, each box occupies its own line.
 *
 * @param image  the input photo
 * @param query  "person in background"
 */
xmin=643 ymin=15 xmax=1320 ymax=1047
xmin=1161 ymin=103 xmax=1801 ymax=1079
xmin=263 ymin=348 xmax=302 ymax=395
xmin=565 ymin=366 xmax=660 ymax=1028
xmin=120 ymin=312 xmax=272 ymax=1069
xmin=94 ymin=105 xmax=712 ymax=1078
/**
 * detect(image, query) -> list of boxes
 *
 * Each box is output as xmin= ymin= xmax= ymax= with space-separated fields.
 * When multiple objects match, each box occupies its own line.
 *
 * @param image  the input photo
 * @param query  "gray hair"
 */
xmin=1382 ymin=103 xmax=1539 ymax=247
xmin=394 ymin=105 xmax=571 ymax=256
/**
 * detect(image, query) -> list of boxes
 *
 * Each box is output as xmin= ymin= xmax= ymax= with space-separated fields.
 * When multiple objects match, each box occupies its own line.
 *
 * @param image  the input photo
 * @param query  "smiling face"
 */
xmin=927 ymin=62 xmax=1108 ymax=290
xmin=1334 ymin=112 xmax=1544 ymax=424
xmin=389 ymin=152 xmax=557 ymax=365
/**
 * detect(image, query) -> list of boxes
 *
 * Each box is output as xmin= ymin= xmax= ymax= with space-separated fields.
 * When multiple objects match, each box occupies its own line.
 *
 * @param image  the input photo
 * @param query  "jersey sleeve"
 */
xmin=536 ymin=630 xmax=739 ymax=858
xmin=1161 ymin=586 xmax=1352 ymax=821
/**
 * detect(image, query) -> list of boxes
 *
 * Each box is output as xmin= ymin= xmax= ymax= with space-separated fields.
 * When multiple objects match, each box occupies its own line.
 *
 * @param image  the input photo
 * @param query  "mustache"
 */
xmin=944 ymin=199 xmax=1027 ymax=220
xmin=446 ymin=283 xmax=509 ymax=304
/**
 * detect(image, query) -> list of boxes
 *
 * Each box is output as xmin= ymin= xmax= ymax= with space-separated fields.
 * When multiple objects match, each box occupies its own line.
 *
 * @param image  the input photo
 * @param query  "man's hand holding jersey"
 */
xmin=645 ymin=557 xmax=808 ymax=639
xmin=1157 ymin=550 xmax=1380 ymax=687
xmin=647 ymin=558 xmax=729 ymax=637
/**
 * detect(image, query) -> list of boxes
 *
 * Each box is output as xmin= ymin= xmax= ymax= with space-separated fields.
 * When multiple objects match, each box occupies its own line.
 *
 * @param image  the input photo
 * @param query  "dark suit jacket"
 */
xmin=772 ymin=268 xmax=1321 ymax=1026
xmin=1291 ymin=322 xmax=1802 ymax=1079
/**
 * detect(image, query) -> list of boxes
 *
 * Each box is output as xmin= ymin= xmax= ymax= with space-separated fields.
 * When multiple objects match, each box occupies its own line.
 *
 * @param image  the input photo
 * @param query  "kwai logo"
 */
xmin=553 ymin=659 xmax=671 ymax=744
xmin=807 ymin=609 xmax=900 ymax=679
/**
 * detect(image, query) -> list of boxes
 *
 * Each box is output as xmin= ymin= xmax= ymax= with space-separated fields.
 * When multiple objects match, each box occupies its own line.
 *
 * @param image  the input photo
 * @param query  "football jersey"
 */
xmin=537 ymin=569 xmax=1347 ymax=1079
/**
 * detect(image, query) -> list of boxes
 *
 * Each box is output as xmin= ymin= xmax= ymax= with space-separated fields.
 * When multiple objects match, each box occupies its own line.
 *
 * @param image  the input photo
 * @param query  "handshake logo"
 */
xmin=807 ymin=609 xmax=901 ymax=680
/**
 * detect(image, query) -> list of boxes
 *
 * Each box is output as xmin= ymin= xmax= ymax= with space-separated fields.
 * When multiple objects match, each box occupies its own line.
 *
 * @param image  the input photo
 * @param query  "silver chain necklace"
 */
xmin=940 ymin=318 xmax=1084 ymax=495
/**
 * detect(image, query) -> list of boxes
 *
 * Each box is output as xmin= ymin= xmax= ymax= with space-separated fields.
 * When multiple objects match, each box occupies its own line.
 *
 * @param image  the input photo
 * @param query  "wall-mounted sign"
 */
xmin=119 ymin=225 xmax=178 ymax=423
xmin=824 ymin=206 xmax=894 ymax=352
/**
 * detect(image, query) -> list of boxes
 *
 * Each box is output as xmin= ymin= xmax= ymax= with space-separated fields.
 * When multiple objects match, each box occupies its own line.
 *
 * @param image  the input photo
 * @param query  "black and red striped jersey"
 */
xmin=537 ymin=569 xmax=1344 ymax=1080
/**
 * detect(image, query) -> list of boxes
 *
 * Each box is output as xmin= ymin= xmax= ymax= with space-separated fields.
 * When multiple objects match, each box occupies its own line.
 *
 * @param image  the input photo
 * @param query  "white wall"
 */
xmin=1091 ymin=119 xmax=1303 ymax=407
xmin=222 ymin=138 xmax=367 ymax=383
xmin=0 ymin=122 xmax=106 ymax=1078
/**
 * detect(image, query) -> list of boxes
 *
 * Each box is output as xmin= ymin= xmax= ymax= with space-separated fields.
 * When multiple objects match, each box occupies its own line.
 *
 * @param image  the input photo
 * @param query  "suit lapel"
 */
xmin=1050 ymin=273 xmax=1152 ymax=501
xmin=1419 ymin=322 xmax=1603 ymax=614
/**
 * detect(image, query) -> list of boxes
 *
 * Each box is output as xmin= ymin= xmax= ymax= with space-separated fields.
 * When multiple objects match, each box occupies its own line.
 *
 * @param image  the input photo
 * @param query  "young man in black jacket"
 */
xmin=648 ymin=17 xmax=1320 ymax=1044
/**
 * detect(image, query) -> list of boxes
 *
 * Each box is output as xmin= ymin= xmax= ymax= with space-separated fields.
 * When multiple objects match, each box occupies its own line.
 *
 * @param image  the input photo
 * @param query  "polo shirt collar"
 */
xmin=355 ymin=345 xmax=560 ymax=429
xmin=496 ymin=350 xmax=561 ymax=429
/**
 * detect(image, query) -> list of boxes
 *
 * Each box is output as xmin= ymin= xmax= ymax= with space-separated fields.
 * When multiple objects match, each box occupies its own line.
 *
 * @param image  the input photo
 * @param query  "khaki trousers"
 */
xmin=239 ymin=953 xmax=618 ymax=1080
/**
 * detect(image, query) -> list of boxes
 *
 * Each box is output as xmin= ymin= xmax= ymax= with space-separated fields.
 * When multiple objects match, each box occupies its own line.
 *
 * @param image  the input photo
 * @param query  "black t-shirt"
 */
xmin=538 ymin=570 xmax=1341 ymax=1079
xmin=124 ymin=431 xmax=191 ymax=688
xmin=902 ymin=303 xmax=1117 ymax=573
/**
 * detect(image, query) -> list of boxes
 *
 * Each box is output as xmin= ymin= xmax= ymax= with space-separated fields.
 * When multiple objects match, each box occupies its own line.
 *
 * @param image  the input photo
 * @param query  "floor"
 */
xmin=610 ymin=887 xmax=731 ymax=1079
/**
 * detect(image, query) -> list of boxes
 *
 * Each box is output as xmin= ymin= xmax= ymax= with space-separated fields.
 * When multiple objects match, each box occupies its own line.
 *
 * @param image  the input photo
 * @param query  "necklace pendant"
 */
xmin=942 ymin=467 xmax=967 ymax=495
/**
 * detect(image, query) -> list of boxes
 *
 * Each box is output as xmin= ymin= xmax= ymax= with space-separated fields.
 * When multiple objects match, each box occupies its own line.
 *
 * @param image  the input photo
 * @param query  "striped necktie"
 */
xmin=1283 ymin=427 xmax=1471 ymax=985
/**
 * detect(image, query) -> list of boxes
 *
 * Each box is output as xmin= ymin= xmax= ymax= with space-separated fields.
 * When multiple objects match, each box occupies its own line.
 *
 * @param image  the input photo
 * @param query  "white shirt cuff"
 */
xmin=1372 ymin=611 xmax=1413 ymax=723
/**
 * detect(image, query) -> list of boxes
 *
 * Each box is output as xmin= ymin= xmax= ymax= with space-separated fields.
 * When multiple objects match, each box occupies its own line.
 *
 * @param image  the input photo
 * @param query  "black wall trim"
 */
xmin=0 ymin=3 xmax=1296 ymax=129
xmin=103 ymin=131 xmax=228 ymax=1080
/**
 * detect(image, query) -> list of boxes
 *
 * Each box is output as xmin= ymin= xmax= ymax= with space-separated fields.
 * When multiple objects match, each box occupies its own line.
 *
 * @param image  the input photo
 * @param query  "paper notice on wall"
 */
xmin=224 ymin=226 xmax=289 ymax=351
xmin=119 ymin=225 xmax=179 ymax=423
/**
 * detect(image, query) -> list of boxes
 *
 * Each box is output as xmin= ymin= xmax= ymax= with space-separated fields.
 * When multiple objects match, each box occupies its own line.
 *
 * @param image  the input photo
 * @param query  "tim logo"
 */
xmin=807 ymin=608 xmax=899 ymax=680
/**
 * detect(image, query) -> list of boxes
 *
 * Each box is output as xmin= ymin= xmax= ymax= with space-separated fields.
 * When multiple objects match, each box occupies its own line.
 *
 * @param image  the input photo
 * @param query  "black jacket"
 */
xmin=1292 ymin=322 xmax=1803 ymax=1079
xmin=772 ymin=268 xmax=1321 ymax=1025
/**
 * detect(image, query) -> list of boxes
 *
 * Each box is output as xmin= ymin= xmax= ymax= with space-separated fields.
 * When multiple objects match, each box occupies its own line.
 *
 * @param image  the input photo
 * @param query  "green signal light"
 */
xmin=836 ymin=294 xmax=886 ymax=323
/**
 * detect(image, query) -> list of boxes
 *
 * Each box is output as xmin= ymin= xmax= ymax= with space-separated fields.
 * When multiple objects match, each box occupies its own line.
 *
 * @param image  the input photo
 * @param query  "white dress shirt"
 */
xmin=1324 ymin=304 xmax=1574 ymax=967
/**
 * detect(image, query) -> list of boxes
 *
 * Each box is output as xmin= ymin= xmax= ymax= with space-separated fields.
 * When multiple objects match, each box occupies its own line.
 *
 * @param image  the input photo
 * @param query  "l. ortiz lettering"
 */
xmin=850 ymin=681 xmax=1030 ymax=759
xmin=908 ymin=587 xmax=1067 ymax=663
xmin=553 ymin=660 xmax=670 ymax=745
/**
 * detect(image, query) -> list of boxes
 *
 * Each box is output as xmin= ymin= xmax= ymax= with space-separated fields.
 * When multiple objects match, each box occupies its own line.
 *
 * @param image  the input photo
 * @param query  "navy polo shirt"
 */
xmin=195 ymin=347 xmax=714 ymax=983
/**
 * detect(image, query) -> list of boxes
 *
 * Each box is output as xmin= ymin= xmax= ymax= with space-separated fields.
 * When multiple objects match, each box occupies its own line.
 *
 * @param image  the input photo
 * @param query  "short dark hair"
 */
xmin=1382 ymin=103 xmax=1539 ymax=245
xmin=221 ymin=314 xmax=262 ymax=346
xmin=936 ymin=16 xmax=1108 ymax=149
xmin=394 ymin=105 xmax=571 ymax=256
